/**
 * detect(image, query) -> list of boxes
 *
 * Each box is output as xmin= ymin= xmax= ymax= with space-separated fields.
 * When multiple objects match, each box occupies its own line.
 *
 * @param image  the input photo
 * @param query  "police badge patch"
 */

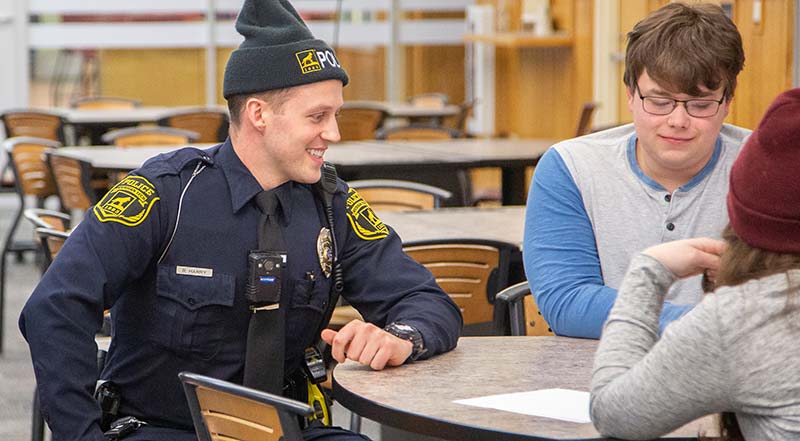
xmin=345 ymin=188 xmax=389 ymax=241
xmin=317 ymin=227 xmax=333 ymax=278
xmin=93 ymin=175 xmax=160 ymax=227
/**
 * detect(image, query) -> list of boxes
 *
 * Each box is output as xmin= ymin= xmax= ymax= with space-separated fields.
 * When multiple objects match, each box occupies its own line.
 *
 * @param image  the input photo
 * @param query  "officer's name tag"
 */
xmin=176 ymin=266 xmax=213 ymax=278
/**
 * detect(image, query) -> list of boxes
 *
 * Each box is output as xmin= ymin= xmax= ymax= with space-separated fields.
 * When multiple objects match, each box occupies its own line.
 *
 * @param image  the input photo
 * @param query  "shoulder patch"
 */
xmin=345 ymin=188 xmax=389 ymax=241
xmin=93 ymin=175 xmax=160 ymax=227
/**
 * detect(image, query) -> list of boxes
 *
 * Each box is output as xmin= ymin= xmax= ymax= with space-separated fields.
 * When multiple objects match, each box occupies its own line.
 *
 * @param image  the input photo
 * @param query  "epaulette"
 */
xmin=140 ymin=147 xmax=216 ymax=177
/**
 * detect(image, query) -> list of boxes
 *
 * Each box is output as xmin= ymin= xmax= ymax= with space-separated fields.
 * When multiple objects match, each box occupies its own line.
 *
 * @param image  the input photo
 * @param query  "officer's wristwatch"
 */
xmin=384 ymin=322 xmax=427 ymax=362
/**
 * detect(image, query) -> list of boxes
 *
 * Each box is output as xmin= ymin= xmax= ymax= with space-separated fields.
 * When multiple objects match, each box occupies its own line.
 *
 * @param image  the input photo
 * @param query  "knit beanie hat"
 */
xmin=727 ymin=87 xmax=800 ymax=253
xmin=223 ymin=0 xmax=349 ymax=98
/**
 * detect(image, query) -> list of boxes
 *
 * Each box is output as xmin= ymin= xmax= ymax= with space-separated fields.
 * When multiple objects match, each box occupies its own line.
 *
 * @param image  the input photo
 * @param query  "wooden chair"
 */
xmin=575 ymin=102 xmax=598 ymax=137
xmin=179 ymin=371 xmax=313 ymax=441
xmin=26 ymin=225 xmax=109 ymax=441
xmin=337 ymin=104 xmax=387 ymax=141
xmin=33 ymin=228 xmax=70 ymax=274
xmin=157 ymin=108 xmax=230 ymax=143
xmin=403 ymin=239 xmax=517 ymax=335
xmin=372 ymin=125 xmax=469 ymax=206
xmin=0 ymin=109 xmax=67 ymax=144
xmin=69 ymin=96 xmax=141 ymax=110
xmin=101 ymin=126 xmax=200 ymax=147
xmin=23 ymin=208 xmax=71 ymax=233
xmin=1 ymin=137 xmax=61 ymax=352
xmin=46 ymin=152 xmax=99 ymax=212
xmin=408 ymin=93 xmax=449 ymax=108
xmin=494 ymin=281 xmax=554 ymax=336
xmin=376 ymin=124 xmax=462 ymax=141
xmin=442 ymin=98 xmax=477 ymax=135
xmin=348 ymin=179 xmax=452 ymax=211
xmin=27 ymin=226 xmax=71 ymax=441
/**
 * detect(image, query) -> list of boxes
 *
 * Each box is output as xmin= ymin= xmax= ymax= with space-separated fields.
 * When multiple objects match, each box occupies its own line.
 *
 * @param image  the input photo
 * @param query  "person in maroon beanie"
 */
xmin=590 ymin=87 xmax=800 ymax=441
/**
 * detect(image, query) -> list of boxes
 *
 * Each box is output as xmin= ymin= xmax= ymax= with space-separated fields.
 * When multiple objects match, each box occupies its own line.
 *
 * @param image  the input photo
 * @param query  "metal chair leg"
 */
xmin=349 ymin=413 xmax=362 ymax=433
xmin=31 ymin=387 xmax=45 ymax=441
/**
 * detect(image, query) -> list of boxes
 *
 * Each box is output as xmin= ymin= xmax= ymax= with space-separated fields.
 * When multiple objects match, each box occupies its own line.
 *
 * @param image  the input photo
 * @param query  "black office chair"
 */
xmin=179 ymin=371 xmax=313 ymax=441
xmin=494 ymin=280 xmax=554 ymax=336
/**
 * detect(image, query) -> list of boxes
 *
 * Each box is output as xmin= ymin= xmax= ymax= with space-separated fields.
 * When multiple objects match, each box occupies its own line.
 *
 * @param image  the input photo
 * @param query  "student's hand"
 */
xmin=643 ymin=238 xmax=726 ymax=279
xmin=321 ymin=320 xmax=413 ymax=370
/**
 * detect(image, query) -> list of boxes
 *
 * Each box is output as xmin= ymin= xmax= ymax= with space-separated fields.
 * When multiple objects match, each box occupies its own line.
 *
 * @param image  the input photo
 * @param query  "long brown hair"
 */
xmin=701 ymin=225 xmax=800 ymax=441
xmin=716 ymin=225 xmax=800 ymax=291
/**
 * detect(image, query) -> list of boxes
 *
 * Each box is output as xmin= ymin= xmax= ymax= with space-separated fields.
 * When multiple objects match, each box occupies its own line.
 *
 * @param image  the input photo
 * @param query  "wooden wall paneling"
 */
xmin=493 ymin=0 xmax=593 ymax=139
xmin=571 ymin=0 xmax=594 ymax=136
xmin=405 ymin=46 xmax=466 ymax=105
xmin=337 ymin=47 xmax=387 ymax=101
xmin=99 ymin=48 xmax=206 ymax=106
xmin=730 ymin=0 xmax=795 ymax=129
xmin=216 ymin=47 xmax=234 ymax=105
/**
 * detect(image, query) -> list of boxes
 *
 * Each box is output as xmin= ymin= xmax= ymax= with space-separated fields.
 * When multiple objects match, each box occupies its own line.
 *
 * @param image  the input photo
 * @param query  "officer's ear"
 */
xmin=244 ymin=97 xmax=268 ymax=132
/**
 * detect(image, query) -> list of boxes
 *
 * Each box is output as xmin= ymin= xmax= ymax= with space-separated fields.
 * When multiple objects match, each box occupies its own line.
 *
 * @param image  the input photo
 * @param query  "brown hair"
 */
xmin=623 ymin=2 xmax=744 ymax=100
xmin=699 ymin=225 xmax=800 ymax=441
xmin=715 ymin=225 xmax=800 ymax=289
xmin=227 ymin=87 xmax=296 ymax=128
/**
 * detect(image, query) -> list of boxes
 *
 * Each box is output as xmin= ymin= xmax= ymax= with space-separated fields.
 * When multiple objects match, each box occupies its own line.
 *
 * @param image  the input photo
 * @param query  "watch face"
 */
xmin=394 ymin=323 xmax=415 ymax=333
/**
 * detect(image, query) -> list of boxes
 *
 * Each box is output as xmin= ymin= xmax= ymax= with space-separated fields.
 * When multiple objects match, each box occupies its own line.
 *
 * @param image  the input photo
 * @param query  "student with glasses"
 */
xmin=522 ymin=2 xmax=750 ymax=339
xmin=592 ymin=88 xmax=800 ymax=441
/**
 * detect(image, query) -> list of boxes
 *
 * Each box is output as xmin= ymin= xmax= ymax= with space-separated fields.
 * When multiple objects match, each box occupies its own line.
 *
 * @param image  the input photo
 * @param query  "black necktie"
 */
xmin=243 ymin=190 xmax=286 ymax=395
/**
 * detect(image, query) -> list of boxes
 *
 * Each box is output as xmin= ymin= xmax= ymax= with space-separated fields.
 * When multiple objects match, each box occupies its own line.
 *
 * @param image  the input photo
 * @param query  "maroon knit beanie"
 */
xmin=727 ymin=87 xmax=800 ymax=253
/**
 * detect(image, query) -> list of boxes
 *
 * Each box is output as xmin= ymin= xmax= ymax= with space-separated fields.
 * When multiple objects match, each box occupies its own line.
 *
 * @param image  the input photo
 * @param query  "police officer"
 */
xmin=19 ymin=0 xmax=462 ymax=439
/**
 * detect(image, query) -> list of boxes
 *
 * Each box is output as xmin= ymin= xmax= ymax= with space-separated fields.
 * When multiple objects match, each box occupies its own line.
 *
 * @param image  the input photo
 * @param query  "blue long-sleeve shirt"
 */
xmin=522 ymin=124 xmax=750 ymax=338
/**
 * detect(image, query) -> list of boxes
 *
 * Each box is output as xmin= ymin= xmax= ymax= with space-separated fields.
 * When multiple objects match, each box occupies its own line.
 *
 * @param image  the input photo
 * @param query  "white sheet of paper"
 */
xmin=453 ymin=388 xmax=591 ymax=423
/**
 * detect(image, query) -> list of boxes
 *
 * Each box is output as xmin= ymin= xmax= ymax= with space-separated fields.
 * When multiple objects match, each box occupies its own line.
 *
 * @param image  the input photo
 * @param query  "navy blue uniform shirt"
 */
xmin=19 ymin=140 xmax=462 ymax=441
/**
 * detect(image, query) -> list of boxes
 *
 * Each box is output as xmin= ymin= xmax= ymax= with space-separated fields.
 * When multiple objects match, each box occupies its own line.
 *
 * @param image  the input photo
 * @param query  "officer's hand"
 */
xmin=321 ymin=320 xmax=412 ymax=370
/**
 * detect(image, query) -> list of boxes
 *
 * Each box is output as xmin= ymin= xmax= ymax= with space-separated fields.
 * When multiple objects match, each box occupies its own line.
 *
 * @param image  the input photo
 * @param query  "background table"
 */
xmin=53 ymin=139 xmax=553 ymax=205
xmin=57 ymin=106 xmax=228 ymax=144
xmin=378 ymin=206 xmax=524 ymax=247
xmin=333 ymin=336 xmax=717 ymax=441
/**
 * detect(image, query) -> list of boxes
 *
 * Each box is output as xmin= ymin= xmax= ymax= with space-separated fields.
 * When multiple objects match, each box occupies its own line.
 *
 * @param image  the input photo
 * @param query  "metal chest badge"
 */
xmin=317 ymin=227 xmax=333 ymax=278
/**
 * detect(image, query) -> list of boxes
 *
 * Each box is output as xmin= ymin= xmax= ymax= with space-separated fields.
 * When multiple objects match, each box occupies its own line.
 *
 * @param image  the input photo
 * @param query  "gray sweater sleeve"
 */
xmin=590 ymin=253 xmax=731 ymax=439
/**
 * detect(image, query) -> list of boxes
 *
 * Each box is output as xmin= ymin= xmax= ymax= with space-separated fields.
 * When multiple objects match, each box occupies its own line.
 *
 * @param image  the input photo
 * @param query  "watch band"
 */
xmin=384 ymin=322 xmax=427 ymax=362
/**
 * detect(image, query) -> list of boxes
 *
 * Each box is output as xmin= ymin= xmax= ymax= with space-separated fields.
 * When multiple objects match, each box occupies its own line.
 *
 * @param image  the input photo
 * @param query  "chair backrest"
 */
xmin=376 ymin=124 xmax=462 ymax=141
xmin=70 ymin=96 xmax=141 ymax=110
xmin=494 ymin=281 xmax=554 ymax=336
xmin=442 ymin=99 xmax=477 ymax=135
xmin=23 ymin=208 xmax=71 ymax=232
xmin=408 ymin=93 xmax=449 ymax=108
xmin=46 ymin=152 xmax=98 ymax=211
xmin=179 ymin=372 xmax=313 ymax=441
xmin=4 ymin=137 xmax=61 ymax=199
xmin=349 ymin=179 xmax=452 ymax=211
xmin=336 ymin=105 xmax=387 ymax=141
xmin=1 ymin=110 xmax=67 ymax=144
xmin=403 ymin=239 xmax=516 ymax=331
xmin=101 ymin=126 xmax=200 ymax=147
xmin=33 ymin=227 xmax=70 ymax=271
xmin=158 ymin=108 xmax=230 ymax=143
xmin=575 ymin=101 xmax=598 ymax=137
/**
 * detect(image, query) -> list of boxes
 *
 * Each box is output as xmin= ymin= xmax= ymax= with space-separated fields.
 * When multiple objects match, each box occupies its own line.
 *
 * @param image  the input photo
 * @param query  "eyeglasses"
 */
xmin=635 ymin=82 xmax=726 ymax=118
